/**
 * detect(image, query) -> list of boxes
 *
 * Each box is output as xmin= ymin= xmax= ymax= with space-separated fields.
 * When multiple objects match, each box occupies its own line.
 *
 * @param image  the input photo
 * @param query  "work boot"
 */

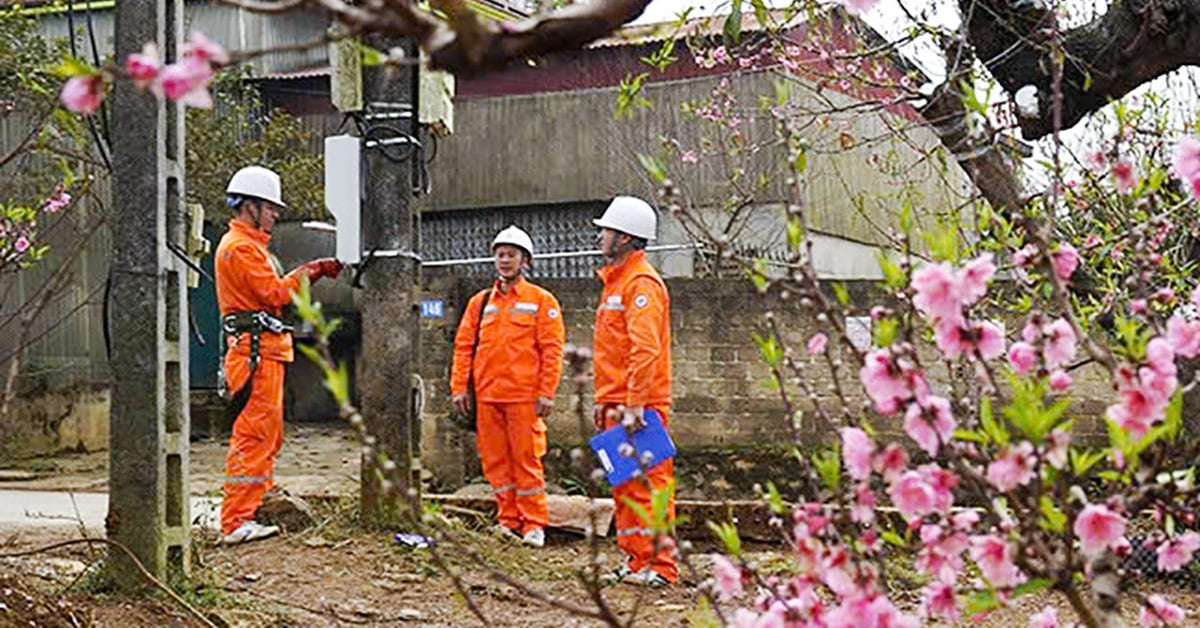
xmin=521 ymin=528 xmax=545 ymax=548
xmin=221 ymin=520 xmax=280 ymax=545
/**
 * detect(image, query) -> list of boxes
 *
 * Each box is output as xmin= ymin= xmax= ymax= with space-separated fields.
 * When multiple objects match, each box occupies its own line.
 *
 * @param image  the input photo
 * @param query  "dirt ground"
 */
xmin=4 ymin=515 xmax=1200 ymax=627
xmin=5 ymin=427 xmax=1200 ymax=626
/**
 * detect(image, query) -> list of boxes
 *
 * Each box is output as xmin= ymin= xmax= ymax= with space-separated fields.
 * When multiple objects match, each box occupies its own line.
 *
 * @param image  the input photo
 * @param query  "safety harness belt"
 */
xmin=219 ymin=311 xmax=293 ymax=421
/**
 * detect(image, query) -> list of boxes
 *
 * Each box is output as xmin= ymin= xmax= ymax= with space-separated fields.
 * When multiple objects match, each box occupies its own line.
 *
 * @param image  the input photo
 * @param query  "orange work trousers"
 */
xmin=221 ymin=355 xmax=285 ymax=535
xmin=476 ymin=402 xmax=548 ymax=534
xmin=604 ymin=404 xmax=678 ymax=583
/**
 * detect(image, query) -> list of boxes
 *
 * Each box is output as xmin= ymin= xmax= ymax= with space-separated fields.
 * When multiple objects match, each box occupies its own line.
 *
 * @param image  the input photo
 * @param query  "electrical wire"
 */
xmin=65 ymin=1 xmax=112 ymax=172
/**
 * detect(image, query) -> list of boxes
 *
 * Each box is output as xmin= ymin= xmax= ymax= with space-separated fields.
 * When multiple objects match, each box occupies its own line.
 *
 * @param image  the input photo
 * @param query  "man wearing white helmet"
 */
xmin=215 ymin=165 xmax=343 ymax=544
xmin=592 ymin=196 xmax=677 ymax=587
xmin=451 ymin=226 xmax=565 ymax=548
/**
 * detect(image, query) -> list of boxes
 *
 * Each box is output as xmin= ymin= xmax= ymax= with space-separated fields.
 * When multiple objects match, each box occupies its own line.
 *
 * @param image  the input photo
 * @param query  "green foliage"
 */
xmin=810 ymin=446 xmax=840 ymax=491
xmin=615 ymin=72 xmax=652 ymax=117
xmin=707 ymin=520 xmax=742 ymax=557
xmin=185 ymin=69 xmax=324 ymax=222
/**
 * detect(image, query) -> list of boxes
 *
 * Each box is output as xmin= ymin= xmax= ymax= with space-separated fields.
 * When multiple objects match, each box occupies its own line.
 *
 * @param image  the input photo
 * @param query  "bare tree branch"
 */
xmin=964 ymin=0 xmax=1200 ymax=140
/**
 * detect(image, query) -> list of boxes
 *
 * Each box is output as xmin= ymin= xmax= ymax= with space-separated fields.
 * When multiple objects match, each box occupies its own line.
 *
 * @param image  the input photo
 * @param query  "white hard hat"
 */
xmin=226 ymin=166 xmax=287 ymax=207
xmin=492 ymin=225 xmax=534 ymax=259
xmin=593 ymin=196 xmax=657 ymax=241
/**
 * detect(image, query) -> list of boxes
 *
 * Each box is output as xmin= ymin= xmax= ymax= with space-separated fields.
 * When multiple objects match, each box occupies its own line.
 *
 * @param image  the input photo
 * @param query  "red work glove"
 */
xmin=300 ymin=258 xmax=343 ymax=283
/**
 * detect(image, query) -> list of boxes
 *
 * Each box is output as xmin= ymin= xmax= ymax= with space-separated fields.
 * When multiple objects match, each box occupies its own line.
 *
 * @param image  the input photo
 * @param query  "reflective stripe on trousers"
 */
xmin=476 ymin=401 xmax=549 ymax=534
xmin=221 ymin=357 xmax=285 ymax=535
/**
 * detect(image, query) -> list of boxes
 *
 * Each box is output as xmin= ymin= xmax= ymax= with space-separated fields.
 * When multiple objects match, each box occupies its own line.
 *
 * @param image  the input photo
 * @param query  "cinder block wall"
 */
xmin=417 ymin=273 xmax=1118 ymax=489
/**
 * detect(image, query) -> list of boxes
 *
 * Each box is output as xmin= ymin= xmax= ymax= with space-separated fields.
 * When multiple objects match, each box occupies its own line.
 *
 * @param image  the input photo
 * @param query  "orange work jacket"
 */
xmin=451 ymin=276 xmax=566 ymax=403
xmin=593 ymin=250 xmax=672 ymax=407
xmin=214 ymin=219 xmax=302 ymax=363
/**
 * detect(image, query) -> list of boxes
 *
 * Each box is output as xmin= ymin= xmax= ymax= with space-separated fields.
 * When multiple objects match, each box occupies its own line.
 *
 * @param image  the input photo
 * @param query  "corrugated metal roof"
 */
xmin=255 ymin=65 xmax=331 ymax=80
xmin=589 ymin=8 xmax=792 ymax=48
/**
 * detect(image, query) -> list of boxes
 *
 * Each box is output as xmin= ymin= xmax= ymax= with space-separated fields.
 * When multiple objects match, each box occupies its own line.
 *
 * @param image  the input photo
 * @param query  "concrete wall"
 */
xmin=3 ymin=387 xmax=110 ymax=458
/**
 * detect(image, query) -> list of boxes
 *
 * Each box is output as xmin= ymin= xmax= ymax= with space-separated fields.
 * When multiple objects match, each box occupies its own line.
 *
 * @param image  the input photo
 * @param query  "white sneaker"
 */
xmin=521 ymin=528 xmax=545 ymax=548
xmin=626 ymin=568 xmax=671 ymax=588
xmin=598 ymin=564 xmax=632 ymax=586
xmin=221 ymin=521 xmax=280 ymax=545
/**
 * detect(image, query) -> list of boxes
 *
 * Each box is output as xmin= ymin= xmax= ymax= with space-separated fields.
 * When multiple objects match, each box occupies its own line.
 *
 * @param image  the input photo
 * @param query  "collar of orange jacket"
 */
xmin=492 ymin=274 xmax=529 ymax=297
xmin=597 ymin=250 xmax=647 ymax=285
xmin=227 ymin=218 xmax=272 ymax=244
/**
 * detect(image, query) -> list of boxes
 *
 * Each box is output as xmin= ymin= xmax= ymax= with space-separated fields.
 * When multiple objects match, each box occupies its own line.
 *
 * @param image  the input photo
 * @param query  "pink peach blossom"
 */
xmin=839 ymin=0 xmax=881 ymax=15
xmin=903 ymin=395 xmax=956 ymax=457
xmin=1046 ymin=429 xmax=1071 ymax=469
xmin=1051 ymin=243 xmax=1080 ymax=282
xmin=841 ymin=427 xmax=874 ymax=481
xmin=124 ymin=43 xmax=161 ymax=89
xmin=1140 ymin=594 xmax=1186 ymax=626
xmin=1043 ymin=319 xmax=1077 ymax=369
xmin=184 ymin=31 xmax=230 ymax=65
xmin=969 ymin=534 xmax=1024 ymax=588
xmin=1074 ymin=503 xmax=1126 ymax=557
xmin=710 ymin=554 xmax=743 ymax=600
xmin=1146 ymin=337 xmax=1177 ymax=376
xmin=986 ymin=441 xmax=1035 ymax=492
xmin=1049 ymin=369 xmax=1072 ymax=391
xmin=13 ymin=235 xmax=31 ymax=253
xmin=159 ymin=56 xmax=214 ymax=108
xmin=958 ymin=253 xmax=995 ymax=305
xmin=1172 ymin=137 xmax=1200 ymax=200
xmin=1012 ymin=243 xmax=1038 ymax=268
xmin=1156 ymin=531 xmax=1200 ymax=572
xmin=1112 ymin=160 xmax=1137 ymax=193
xmin=807 ymin=332 xmax=828 ymax=355
xmin=976 ymin=320 xmax=1006 ymax=360
xmin=1167 ymin=315 xmax=1200 ymax=358
xmin=920 ymin=581 xmax=958 ymax=622
xmin=889 ymin=470 xmax=936 ymax=521
xmin=1029 ymin=606 xmax=1060 ymax=628
xmin=874 ymin=442 xmax=908 ymax=481
xmin=912 ymin=262 xmax=963 ymax=323
xmin=860 ymin=349 xmax=910 ymax=415
xmin=1008 ymin=342 xmax=1038 ymax=375
xmin=59 ymin=74 xmax=104 ymax=114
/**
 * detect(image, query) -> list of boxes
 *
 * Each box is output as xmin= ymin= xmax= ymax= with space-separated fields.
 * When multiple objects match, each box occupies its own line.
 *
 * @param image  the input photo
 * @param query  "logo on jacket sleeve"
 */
xmin=634 ymin=294 xmax=649 ymax=309
xmin=547 ymin=308 xmax=559 ymax=319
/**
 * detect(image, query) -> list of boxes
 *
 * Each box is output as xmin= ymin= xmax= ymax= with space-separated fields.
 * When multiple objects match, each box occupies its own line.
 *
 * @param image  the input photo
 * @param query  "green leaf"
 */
xmin=753 ymin=332 xmax=783 ymax=367
xmin=811 ymin=447 xmax=841 ymax=491
xmin=1165 ymin=388 xmax=1183 ymax=442
xmin=793 ymin=146 xmax=807 ymax=174
xmin=636 ymin=153 xmax=667 ymax=184
xmin=750 ymin=0 xmax=769 ymax=26
xmin=324 ymin=361 xmax=351 ymax=405
xmin=1038 ymin=496 xmax=1066 ymax=533
xmin=724 ymin=0 xmax=743 ymax=44
xmin=832 ymin=283 xmax=850 ymax=306
xmin=1069 ymin=449 xmax=1105 ymax=476
xmin=706 ymin=520 xmax=742 ymax=557
xmin=1014 ymin=578 xmax=1053 ymax=598
xmin=52 ymin=56 xmax=97 ymax=78
xmin=964 ymin=589 xmax=1000 ymax=615
xmin=877 ymin=253 xmax=904 ymax=290
xmin=980 ymin=396 xmax=1009 ymax=445
xmin=873 ymin=318 xmax=898 ymax=348
xmin=953 ymin=428 xmax=988 ymax=443
xmin=764 ymin=481 xmax=787 ymax=515
xmin=786 ymin=216 xmax=803 ymax=252
xmin=358 ymin=43 xmax=387 ymax=66
xmin=880 ymin=530 xmax=905 ymax=547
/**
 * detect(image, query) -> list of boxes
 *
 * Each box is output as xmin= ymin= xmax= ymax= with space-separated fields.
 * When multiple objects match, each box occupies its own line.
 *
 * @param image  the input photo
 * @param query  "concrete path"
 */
xmin=0 ymin=489 xmax=220 ymax=532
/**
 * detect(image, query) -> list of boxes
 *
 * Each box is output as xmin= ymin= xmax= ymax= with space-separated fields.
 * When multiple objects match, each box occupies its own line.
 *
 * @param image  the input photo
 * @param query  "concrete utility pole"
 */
xmin=357 ymin=39 xmax=423 ymax=523
xmin=107 ymin=0 xmax=191 ymax=585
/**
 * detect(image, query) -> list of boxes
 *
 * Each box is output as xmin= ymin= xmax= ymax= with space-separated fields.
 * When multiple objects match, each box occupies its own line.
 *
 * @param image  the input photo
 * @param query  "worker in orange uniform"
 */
xmin=591 ymin=196 xmax=676 ymax=587
xmin=215 ymin=165 xmax=343 ymax=544
xmin=451 ymin=226 xmax=565 ymax=548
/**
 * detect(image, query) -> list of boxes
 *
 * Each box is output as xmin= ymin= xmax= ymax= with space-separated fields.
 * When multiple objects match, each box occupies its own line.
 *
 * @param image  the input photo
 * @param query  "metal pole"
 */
xmin=420 ymin=243 xmax=705 ymax=267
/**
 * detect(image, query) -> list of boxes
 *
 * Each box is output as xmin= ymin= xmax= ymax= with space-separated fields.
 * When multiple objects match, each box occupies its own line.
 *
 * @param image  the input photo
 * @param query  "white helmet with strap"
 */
xmin=593 ymin=196 xmax=657 ymax=241
xmin=226 ymin=165 xmax=287 ymax=208
xmin=492 ymin=225 xmax=534 ymax=261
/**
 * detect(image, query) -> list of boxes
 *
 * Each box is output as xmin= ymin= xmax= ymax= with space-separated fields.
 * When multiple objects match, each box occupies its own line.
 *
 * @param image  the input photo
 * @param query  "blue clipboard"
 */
xmin=589 ymin=408 xmax=676 ymax=487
